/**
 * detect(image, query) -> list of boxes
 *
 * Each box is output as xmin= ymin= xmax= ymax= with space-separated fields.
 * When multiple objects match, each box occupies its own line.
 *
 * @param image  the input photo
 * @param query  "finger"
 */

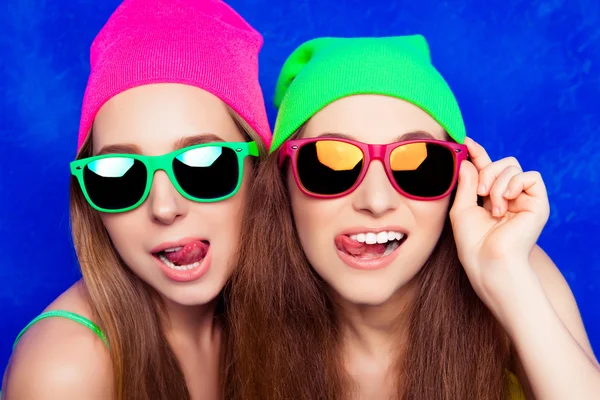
xmin=482 ymin=196 xmax=492 ymax=213
xmin=477 ymin=156 xmax=522 ymax=197
xmin=450 ymin=160 xmax=479 ymax=218
xmin=488 ymin=165 xmax=521 ymax=217
xmin=506 ymin=194 xmax=548 ymax=216
xmin=505 ymin=171 xmax=550 ymax=226
xmin=504 ymin=171 xmax=548 ymax=201
xmin=464 ymin=137 xmax=493 ymax=172
xmin=505 ymin=197 xmax=549 ymax=247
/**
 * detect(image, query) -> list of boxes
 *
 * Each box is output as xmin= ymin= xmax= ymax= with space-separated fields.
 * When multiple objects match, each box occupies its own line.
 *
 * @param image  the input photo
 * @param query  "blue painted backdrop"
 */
xmin=1 ymin=0 xmax=598 ymax=370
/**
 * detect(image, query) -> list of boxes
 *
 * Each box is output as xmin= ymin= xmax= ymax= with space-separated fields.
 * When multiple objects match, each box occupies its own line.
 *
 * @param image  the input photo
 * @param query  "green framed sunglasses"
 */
xmin=70 ymin=141 xmax=259 ymax=213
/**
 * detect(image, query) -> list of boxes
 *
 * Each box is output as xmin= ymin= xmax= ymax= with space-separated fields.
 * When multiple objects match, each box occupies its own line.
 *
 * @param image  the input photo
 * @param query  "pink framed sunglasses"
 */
xmin=278 ymin=138 xmax=468 ymax=201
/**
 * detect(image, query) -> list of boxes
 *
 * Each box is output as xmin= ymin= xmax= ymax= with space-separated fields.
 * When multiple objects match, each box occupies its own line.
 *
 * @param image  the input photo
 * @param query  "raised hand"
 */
xmin=449 ymin=137 xmax=550 ymax=313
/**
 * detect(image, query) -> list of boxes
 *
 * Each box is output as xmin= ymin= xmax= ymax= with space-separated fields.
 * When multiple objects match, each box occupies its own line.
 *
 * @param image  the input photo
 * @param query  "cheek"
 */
xmin=410 ymin=197 xmax=450 ymax=238
xmin=288 ymin=173 xmax=328 ymax=238
xmin=239 ymin=161 xmax=254 ymax=198
xmin=100 ymin=212 xmax=145 ymax=261
xmin=228 ymin=166 xmax=252 ymax=227
xmin=223 ymin=194 xmax=246 ymax=234
xmin=288 ymin=175 xmax=341 ymax=266
xmin=204 ymin=185 xmax=247 ymax=255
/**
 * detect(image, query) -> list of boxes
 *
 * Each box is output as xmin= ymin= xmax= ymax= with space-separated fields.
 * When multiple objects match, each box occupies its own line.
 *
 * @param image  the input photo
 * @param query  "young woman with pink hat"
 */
xmin=2 ymin=1 xmax=270 ymax=399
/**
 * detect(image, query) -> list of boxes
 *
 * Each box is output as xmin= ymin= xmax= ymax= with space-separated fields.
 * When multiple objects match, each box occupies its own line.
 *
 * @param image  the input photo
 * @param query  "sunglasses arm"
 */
xmin=248 ymin=141 xmax=259 ymax=157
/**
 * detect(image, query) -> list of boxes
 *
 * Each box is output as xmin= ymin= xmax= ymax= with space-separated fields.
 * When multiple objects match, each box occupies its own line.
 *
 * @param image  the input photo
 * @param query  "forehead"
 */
xmin=303 ymin=94 xmax=447 ymax=143
xmin=91 ymin=83 xmax=242 ymax=154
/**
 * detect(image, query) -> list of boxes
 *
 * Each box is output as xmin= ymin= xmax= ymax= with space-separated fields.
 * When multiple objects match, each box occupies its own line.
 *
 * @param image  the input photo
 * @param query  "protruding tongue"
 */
xmin=335 ymin=235 xmax=387 ymax=258
xmin=164 ymin=240 xmax=209 ymax=265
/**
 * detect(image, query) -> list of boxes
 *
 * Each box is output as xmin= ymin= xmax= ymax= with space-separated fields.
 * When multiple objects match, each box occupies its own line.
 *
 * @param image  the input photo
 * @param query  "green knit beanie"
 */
xmin=271 ymin=35 xmax=465 ymax=153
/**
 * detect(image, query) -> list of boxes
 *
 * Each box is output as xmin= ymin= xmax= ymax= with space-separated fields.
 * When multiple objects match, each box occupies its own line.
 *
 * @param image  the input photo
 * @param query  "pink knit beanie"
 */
xmin=77 ymin=0 xmax=271 ymax=150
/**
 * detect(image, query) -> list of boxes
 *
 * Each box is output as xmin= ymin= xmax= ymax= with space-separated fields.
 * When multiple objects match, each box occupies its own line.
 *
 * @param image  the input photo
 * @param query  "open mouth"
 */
xmin=335 ymin=231 xmax=407 ymax=260
xmin=153 ymin=240 xmax=210 ymax=271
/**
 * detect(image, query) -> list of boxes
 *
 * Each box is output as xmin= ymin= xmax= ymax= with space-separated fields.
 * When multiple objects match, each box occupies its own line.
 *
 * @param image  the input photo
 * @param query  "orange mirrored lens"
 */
xmin=315 ymin=140 xmax=363 ymax=171
xmin=390 ymin=142 xmax=428 ymax=171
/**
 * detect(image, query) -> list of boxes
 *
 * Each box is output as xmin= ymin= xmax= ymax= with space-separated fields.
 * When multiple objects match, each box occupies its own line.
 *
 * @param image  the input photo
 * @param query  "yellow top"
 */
xmin=507 ymin=370 xmax=526 ymax=400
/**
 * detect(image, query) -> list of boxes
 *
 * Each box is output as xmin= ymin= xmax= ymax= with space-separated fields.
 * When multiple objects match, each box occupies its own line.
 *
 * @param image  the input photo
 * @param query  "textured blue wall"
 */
xmin=1 ymin=0 xmax=598 ymax=370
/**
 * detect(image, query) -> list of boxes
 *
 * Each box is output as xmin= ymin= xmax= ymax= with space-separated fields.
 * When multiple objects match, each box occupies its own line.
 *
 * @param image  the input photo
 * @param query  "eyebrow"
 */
xmin=175 ymin=133 xmax=225 ymax=148
xmin=95 ymin=133 xmax=225 ymax=156
xmin=96 ymin=143 xmax=141 ymax=156
xmin=315 ymin=130 xmax=438 ymax=142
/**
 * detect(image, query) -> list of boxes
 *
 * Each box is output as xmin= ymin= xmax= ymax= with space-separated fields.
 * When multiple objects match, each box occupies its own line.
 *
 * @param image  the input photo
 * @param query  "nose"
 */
xmin=351 ymin=161 xmax=398 ymax=218
xmin=148 ymin=171 xmax=187 ymax=225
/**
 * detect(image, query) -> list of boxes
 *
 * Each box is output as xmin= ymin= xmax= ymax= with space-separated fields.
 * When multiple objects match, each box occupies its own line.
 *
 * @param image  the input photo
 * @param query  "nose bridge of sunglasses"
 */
xmin=145 ymin=151 xmax=177 ymax=174
xmin=139 ymin=153 xmax=176 ymax=190
xmin=355 ymin=144 xmax=388 ymax=185
xmin=368 ymin=143 xmax=387 ymax=161
xmin=360 ymin=143 xmax=387 ymax=173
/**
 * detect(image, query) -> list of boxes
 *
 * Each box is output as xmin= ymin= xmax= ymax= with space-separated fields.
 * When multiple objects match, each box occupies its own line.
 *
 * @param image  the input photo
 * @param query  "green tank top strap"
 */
xmin=13 ymin=310 xmax=108 ymax=349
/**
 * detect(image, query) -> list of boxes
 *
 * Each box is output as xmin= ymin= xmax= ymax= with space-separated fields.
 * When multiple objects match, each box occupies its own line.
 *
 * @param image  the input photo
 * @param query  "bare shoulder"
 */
xmin=2 ymin=282 xmax=113 ymax=399
xmin=528 ymin=245 xmax=598 ymax=363
xmin=46 ymin=280 xmax=96 ymax=316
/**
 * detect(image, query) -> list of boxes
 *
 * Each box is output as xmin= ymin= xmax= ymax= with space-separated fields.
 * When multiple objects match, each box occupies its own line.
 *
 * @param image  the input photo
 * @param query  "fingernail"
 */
xmin=478 ymin=184 xmax=486 ymax=194
xmin=503 ymin=189 xmax=510 ymax=198
xmin=493 ymin=207 xmax=500 ymax=216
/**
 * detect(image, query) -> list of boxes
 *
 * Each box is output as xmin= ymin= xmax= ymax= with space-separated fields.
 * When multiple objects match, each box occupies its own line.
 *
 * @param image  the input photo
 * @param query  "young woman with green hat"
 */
xmin=227 ymin=35 xmax=599 ymax=399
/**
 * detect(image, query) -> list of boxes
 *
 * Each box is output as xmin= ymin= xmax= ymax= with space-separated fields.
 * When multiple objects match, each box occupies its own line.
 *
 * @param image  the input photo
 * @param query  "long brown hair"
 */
xmin=227 ymin=147 xmax=512 ymax=399
xmin=70 ymin=108 xmax=265 ymax=400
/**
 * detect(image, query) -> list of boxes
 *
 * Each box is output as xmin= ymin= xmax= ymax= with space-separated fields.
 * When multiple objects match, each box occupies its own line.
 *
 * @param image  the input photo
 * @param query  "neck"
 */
xmin=335 ymin=281 xmax=417 ymax=362
xmin=162 ymin=297 xmax=221 ymax=349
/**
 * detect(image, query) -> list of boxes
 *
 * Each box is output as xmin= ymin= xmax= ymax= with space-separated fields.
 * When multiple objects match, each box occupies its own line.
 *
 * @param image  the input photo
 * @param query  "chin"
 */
xmin=159 ymin=282 xmax=225 ymax=307
xmin=329 ymin=279 xmax=401 ymax=307
xmin=324 ymin=263 xmax=421 ymax=309
xmin=345 ymin=290 xmax=397 ymax=307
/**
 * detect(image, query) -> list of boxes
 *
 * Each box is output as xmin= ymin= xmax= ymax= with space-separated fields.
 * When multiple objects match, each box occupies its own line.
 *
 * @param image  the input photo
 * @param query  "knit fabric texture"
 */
xmin=78 ymin=0 xmax=271 ymax=149
xmin=271 ymin=35 xmax=464 ymax=152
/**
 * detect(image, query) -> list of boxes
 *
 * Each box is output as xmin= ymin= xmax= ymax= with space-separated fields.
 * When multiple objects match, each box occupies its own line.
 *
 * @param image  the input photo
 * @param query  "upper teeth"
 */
xmin=350 ymin=231 xmax=404 ymax=244
xmin=164 ymin=246 xmax=183 ymax=253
